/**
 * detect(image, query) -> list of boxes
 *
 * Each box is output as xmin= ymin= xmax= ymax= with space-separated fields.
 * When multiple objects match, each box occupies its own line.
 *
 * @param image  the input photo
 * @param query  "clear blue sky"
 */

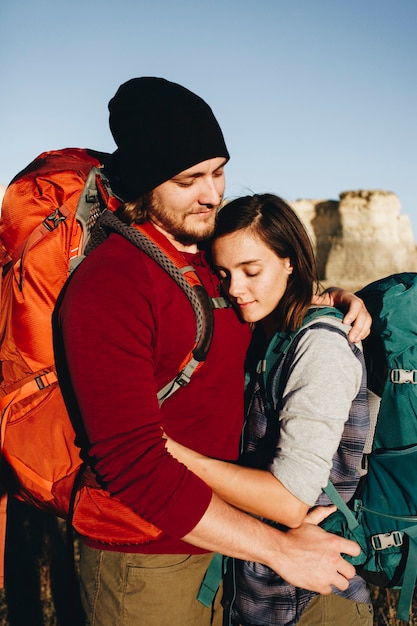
xmin=1 ymin=0 xmax=416 ymax=234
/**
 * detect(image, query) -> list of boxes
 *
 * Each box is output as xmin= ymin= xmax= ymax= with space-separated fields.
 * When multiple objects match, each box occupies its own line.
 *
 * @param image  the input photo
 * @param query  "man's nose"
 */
xmin=199 ymin=178 xmax=222 ymax=206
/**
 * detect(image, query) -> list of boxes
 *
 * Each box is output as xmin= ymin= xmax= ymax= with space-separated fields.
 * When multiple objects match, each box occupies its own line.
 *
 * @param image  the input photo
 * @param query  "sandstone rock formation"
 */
xmin=292 ymin=190 xmax=417 ymax=291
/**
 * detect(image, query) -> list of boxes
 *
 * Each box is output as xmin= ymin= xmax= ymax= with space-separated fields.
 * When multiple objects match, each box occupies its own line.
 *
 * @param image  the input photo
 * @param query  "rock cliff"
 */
xmin=292 ymin=190 xmax=417 ymax=291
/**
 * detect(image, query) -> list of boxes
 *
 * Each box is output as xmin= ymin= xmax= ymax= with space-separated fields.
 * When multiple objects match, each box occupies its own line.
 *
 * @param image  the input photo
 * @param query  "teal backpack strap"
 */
xmin=397 ymin=526 xmax=417 ymax=621
xmin=323 ymin=481 xmax=362 ymax=536
xmin=197 ymin=553 xmax=228 ymax=607
xmin=260 ymin=306 xmax=345 ymax=412
xmin=301 ymin=305 xmax=345 ymax=327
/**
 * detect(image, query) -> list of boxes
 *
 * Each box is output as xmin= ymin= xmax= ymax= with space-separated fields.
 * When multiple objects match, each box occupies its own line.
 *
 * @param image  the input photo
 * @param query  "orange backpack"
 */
xmin=0 ymin=148 xmax=215 ymax=554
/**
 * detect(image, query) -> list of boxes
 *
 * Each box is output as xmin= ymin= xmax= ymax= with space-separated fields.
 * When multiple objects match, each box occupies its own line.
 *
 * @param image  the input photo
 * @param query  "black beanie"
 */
xmin=107 ymin=77 xmax=230 ymax=201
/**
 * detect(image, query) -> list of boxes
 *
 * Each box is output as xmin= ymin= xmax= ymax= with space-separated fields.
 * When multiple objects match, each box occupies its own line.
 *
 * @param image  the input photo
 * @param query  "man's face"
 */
xmin=149 ymin=157 xmax=227 ymax=250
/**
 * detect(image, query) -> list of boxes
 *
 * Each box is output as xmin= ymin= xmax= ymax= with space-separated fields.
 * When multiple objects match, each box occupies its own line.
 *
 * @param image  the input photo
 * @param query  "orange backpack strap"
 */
xmin=0 ymin=371 xmax=57 ymax=414
xmin=11 ymin=206 xmax=73 ymax=290
xmin=11 ymin=205 xmax=71 ymax=264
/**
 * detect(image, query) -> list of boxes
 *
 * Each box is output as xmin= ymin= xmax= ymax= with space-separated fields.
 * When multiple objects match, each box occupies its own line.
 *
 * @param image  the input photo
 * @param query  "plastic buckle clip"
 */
xmin=35 ymin=376 xmax=47 ymax=390
xmin=371 ymin=531 xmax=403 ymax=550
xmin=175 ymin=371 xmax=192 ymax=388
xmin=43 ymin=208 xmax=67 ymax=231
xmin=391 ymin=369 xmax=417 ymax=384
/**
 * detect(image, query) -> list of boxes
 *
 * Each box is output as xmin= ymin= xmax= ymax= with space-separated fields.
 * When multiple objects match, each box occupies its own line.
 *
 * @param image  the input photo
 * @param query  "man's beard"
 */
xmin=149 ymin=197 xmax=219 ymax=246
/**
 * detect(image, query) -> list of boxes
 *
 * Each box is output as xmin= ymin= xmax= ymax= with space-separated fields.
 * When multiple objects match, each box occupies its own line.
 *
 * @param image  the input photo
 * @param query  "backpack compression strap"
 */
xmin=86 ymin=209 xmax=216 ymax=404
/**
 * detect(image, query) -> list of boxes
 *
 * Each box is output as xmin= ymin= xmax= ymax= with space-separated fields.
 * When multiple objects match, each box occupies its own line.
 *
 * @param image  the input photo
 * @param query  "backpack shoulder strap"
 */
xmin=259 ymin=306 xmax=344 ymax=412
xmin=86 ymin=210 xmax=216 ymax=404
xmin=70 ymin=166 xmax=122 ymax=272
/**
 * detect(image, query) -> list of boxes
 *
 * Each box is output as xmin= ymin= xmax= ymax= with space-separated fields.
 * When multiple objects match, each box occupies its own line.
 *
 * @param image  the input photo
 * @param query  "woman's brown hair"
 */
xmin=214 ymin=194 xmax=319 ymax=332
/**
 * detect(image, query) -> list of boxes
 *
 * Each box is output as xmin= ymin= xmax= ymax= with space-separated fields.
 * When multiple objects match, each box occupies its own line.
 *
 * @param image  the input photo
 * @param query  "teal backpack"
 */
xmin=320 ymin=272 xmax=417 ymax=622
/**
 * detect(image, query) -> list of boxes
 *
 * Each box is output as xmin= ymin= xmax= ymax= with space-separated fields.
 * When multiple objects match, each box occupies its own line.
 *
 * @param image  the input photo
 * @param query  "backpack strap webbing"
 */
xmin=197 ymin=553 xmax=228 ymax=607
xmin=323 ymin=481 xmax=364 ymax=538
xmin=397 ymin=526 xmax=417 ymax=621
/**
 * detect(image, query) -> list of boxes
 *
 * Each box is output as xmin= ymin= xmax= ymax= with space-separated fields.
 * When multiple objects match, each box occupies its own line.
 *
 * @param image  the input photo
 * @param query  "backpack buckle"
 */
xmin=43 ymin=208 xmax=67 ymax=231
xmin=371 ymin=531 xmax=403 ymax=550
xmin=390 ymin=369 xmax=417 ymax=384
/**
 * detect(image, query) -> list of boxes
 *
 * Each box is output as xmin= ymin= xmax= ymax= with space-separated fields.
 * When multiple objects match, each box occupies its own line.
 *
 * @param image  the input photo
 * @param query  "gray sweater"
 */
xmin=269 ymin=316 xmax=364 ymax=506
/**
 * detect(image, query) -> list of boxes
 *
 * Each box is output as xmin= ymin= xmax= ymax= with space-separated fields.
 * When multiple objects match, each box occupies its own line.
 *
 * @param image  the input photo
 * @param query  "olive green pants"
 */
xmin=79 ymin=543 xmax=223 ymax=626
xmin=297 ymin=593 xmax=374 ymax=626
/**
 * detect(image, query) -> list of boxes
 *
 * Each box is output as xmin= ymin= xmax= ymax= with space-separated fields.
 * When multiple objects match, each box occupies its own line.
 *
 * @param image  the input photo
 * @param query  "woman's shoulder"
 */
xmin=294 ymin=312 xmax=364 ymax=371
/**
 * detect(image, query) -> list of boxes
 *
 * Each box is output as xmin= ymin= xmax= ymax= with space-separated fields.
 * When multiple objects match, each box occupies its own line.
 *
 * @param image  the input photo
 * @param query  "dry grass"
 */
xmin=0 ymin=500 xmax=416 ymax=625
xmin=369 ymin=586 xmax=417 ymax=626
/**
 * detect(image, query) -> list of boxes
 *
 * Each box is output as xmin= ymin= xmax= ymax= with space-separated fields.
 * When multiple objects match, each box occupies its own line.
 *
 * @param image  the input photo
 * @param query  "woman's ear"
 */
xmin=285 ymin=258 xmax=294 ymax=275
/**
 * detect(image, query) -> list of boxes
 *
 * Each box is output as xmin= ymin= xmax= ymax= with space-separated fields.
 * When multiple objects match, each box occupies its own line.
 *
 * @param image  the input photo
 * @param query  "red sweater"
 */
xmin=57 ymin=232 xmax=250 ymax=553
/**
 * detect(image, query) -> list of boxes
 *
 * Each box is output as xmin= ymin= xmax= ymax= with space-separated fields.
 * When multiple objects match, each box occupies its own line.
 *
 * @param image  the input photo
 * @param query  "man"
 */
xmin=55 ymin=77 xmax=368 ymax=626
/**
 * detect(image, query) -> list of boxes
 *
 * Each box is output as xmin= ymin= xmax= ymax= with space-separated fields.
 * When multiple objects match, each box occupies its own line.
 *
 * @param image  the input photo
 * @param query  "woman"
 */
xmin=166 ymin=194 xmax=373 ymax=625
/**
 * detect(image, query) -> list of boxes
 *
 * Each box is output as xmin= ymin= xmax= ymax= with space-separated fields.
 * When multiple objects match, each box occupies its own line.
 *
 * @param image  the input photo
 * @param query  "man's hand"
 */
xmin=183 ymin=493 xmax=359 ymax=595
xmin=312 ymin=288 xmax=371 ymax=342
xmin=270 ymin=514 xmax=360 ymax=594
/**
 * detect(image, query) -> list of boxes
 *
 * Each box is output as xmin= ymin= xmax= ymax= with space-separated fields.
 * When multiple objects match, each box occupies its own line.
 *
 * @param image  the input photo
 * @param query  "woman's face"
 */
xmin=212 ymin=229 xmax=293 ymax=325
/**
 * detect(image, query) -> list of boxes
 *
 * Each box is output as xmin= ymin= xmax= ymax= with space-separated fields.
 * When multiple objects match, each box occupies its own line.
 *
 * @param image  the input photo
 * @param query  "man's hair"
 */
xmin=116 ymin=192 xmax=154 ymax=225
xmin=215 ymin=194 xmax=319 ymax=332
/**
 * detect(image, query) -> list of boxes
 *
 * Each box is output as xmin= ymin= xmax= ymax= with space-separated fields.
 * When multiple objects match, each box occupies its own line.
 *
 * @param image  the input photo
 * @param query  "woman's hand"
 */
xmin=312 ymin=288 xmax=371 ymax=342
xmin=164 ymin=433 xmax=201 ymax=464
